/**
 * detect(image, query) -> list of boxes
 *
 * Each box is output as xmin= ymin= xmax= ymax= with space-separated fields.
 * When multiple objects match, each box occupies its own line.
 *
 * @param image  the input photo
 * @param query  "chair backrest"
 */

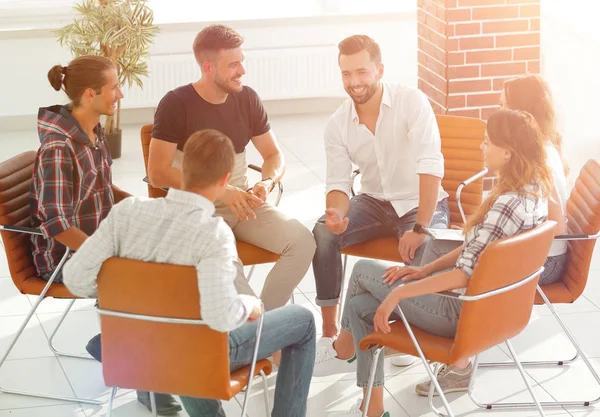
xmin=0 ymin=152 xmax=39 ymax=291
xmin=140 ymin=124 xmax=167 ymax=198
xmin=97 ymin=257 xmax=233 ymax=399
xmin=560 ymin=159 xmax=600 ymax=300
xmin=437 ymin=115 xmax=486 ymax=227
xmin=448 ymin=221 xmax=556 ymax=363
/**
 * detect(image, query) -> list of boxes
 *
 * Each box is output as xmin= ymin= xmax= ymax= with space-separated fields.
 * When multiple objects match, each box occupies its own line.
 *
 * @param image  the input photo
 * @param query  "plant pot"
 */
xmin=106 ymin=129 xmax=122 ymax=159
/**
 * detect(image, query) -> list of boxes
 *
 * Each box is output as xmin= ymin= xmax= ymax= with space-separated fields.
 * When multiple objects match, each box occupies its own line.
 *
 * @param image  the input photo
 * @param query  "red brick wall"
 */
xmin=417 ymin=0 xmax=541 ymax=120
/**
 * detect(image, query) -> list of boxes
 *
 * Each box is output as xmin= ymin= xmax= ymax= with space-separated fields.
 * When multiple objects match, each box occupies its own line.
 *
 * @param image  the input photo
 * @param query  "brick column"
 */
xmin=417 ymin=0 xmax=540 ymax=120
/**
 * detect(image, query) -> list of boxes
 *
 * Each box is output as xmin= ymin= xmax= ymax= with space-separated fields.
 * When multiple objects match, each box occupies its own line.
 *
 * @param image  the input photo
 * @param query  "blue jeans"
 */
xmin=341 ymin=258 xmax=461 ymax=388
xmin=180 ymin=305 xmax=316 ymax=417
xmin=312 ymin=194 xmax=449 ymax=306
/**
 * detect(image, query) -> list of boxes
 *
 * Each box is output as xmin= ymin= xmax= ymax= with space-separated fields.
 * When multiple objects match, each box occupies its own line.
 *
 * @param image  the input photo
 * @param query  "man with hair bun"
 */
xmin=32 ymin=56 xmax=181 ymax=415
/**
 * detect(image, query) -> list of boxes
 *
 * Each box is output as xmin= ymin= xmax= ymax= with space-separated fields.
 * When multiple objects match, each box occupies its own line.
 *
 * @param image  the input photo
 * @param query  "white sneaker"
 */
xmin=391 ymin=354 xmax=417 ymax=367
xmin=313 ymin=337 xmax=357 ymax=377
xmin=328 ymin=399 xmax=390 ymax=416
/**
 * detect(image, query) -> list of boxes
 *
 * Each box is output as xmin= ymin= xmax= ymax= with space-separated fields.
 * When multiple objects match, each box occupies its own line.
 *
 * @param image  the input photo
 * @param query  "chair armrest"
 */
xmin=553 ymin=232 xmax=600 ymax=241
xmin=247 ymin=164 xmax=284 ymax=207
xmin=143 ymin=176 xmax=169 ymax=192
xmin=456 ymin=168 xmax=489 ymax=225
xmin=436 ymin=266 xmax=543 ymax=302
xmin=0 ymin=224 xmax=44 ymax=236
xmin=350 ymin=169 xmax=361 ymax=197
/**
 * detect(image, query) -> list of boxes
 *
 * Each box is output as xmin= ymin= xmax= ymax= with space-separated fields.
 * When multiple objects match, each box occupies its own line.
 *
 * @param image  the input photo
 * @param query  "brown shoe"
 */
xmin=415 ymin=362 xmax=473 ymax=396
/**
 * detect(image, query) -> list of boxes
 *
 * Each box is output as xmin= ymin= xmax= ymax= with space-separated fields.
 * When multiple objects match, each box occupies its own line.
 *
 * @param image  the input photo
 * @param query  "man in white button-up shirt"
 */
xmin=312 ymin=35 xmax=450 ymax=369
xmin=63 ymin=130 xmax=316 ymax=417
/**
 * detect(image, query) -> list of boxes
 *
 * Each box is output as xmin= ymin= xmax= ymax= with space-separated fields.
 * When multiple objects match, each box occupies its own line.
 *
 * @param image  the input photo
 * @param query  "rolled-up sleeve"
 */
xmin=35 ymin=146 xmax=75 ymax=238
xmin=63 ymin=204 xmax=119 ymax=298
xmin=196 ymin=225 xmax=255 ymax=332
xmin=324 ymin=117 xmax=353 ymax=199
xmin=405 ymin=89 xmax=444 ymax=178
xmin=456 ymin=195 xmax=522 ymax=277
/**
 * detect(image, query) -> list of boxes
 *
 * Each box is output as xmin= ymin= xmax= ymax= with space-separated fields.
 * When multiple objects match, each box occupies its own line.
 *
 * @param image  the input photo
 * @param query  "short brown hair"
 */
xmin=48 ymin=55 xmax=115 ymax=107
xmin=193 ymin=24 xmax=244 ymax=64
xmin=182 ymin=129 xmax=235 ymax=189
xmin=338 ymin=35 xmax=382 ymax=64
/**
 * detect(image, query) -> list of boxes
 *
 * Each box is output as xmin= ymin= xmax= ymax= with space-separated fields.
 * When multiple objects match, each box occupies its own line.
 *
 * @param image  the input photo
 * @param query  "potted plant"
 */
xmin=56 ymin=0 xmax=159 ymax=159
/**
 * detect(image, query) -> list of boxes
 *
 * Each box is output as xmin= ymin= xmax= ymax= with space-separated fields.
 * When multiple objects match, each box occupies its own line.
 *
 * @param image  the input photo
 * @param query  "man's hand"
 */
xmin=383 ymin=265 xmax=427 ymax=285
xmin=247 ymin=299 xmax=264 ymax=322
xmin=219 ymin=186 xmax=264 ymax=221
xmin=325 ymin=208 xmax=349 ymax=235
xmin=398 ymin=230 xmax=426 ymax=263
xmin=248 ymin=180 xmax=272 ymax=203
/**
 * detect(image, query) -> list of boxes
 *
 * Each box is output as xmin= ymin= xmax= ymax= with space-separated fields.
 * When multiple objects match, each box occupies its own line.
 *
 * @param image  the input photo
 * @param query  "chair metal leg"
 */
xmin=150 ymin=391 xmax=158 ymax=417
xmin=396 ymin=307 xmax=455 ymax=417
xmin=260 ymin=369 xmax=270 ymax=413
xmin=246 ymin=265 xmax=256 ymax=282
xmin=241 ymin=313 xmax=265 ymax=417
xmin=338 ymin=254 xmax=349 ymax=325
xmin=505 ymin=340 xmax=546 ymax=416
xmin=362 ymin=346 xmax=384 ymax=417
xmin=107 ymin=386 xmax=118 ymax=417
xmin=48 ymin=299 xmax=95 ymax=360
xmin=0 ymin=251 xmax=103 ymax=405
xmin=475 ymin=286 xmax=600 ymax=408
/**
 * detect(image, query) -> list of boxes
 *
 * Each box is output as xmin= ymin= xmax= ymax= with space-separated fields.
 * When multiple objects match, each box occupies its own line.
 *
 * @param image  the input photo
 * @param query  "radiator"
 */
xmin=122 ymin=45 xmax=345 ymax=109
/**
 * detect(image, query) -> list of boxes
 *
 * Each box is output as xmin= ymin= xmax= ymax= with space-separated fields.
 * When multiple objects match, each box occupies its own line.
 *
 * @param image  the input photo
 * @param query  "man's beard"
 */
xmin=215 ymin=73 xmax=243 ymax=94
xmin=345 ymin=81 xmax=378 ymax=105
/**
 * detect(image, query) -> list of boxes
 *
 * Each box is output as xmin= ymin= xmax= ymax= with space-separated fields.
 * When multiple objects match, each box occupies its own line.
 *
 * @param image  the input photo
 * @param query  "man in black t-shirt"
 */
xmin=148 ymin=24 xmax=316 ymax=313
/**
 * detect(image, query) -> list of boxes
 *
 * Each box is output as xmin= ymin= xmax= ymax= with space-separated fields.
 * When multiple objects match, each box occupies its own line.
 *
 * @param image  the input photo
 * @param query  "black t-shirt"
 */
xmin=152 ymin=84 xmax=271 ymax=153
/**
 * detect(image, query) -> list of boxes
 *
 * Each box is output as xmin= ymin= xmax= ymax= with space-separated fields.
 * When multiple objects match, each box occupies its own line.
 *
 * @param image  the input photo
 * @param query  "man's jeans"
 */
xmin=180 ymin=305 xmax=316 ymax=417
xmin=312 ymin=194 xmax=449 ymax=307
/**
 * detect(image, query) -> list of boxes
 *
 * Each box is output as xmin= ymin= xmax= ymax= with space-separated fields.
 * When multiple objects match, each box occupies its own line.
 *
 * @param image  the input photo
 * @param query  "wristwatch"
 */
xmin=413 ymin=223 xmax=426 ymax=234
xmin=262 ymin=177 xmax=275 ymax=192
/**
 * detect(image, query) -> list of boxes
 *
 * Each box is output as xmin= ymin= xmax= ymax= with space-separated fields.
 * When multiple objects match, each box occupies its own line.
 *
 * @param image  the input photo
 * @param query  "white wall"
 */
xmin=0 ymin=3 xmax=417 ymax=130
xmin=541 ymin=0 xmax=600 ymax=184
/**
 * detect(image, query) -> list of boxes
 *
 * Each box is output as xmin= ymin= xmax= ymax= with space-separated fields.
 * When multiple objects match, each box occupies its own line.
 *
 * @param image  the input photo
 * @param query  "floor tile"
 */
xmin=0 ymin=314 xmax=54 ymax=361
xmin=526 ymin=357 xmax=600 ymax=407
xmin=0 ymin=404 xmax=86 ymax=416
xmin=0 ymin=357 xmax=75 ymax=409
xmin=36 ymin=310 xmax=100 ymax=357
xmin=0 ymin=278 xmax=33 ymax=317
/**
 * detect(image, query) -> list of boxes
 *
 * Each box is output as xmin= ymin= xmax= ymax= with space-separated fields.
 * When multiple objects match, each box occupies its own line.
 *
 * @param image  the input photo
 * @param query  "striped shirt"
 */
xmin=457 ymin=189 xmax=548 ymax=278
xmin=62 ymin=189 xmax=256 ymax=333
xmin=30 ymin=105 xmax=114 ymax=276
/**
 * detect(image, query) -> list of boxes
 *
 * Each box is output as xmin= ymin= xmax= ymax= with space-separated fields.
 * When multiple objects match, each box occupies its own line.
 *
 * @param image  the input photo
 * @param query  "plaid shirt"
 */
xmin=457 ymin=189 xmax=548 ymax=278
xmin=30 ymin=105 xmax=114 ymax=276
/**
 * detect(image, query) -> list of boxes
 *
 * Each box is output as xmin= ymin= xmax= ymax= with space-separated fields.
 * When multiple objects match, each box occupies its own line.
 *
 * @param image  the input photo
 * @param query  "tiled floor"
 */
xmin=1 ymin=113 xmax=600 ymax=416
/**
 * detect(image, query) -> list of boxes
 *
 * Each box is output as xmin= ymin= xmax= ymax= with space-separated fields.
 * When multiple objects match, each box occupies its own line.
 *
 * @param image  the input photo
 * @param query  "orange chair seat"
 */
xmin=237 ymin=241 xmax=279 ymax=265
xmin=535 ymin=282 xmax=575 ymax=304
xmin=341 ymin=237 xmax=402 ymax=263
xmin=228 ymin=359 xmax=273 ymax=399
xmin=16 ymin=277 xmax=77 ymax=298
xmin=359 ymin=321 xmax=456 ymax=364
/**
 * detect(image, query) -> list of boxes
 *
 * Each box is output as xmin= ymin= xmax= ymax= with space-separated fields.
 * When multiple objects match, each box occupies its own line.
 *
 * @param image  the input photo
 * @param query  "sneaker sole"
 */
xmin=390 ymin=357 xmax=417 ymax=367
xmin=415 ymin=386 xmax=469 ymax=397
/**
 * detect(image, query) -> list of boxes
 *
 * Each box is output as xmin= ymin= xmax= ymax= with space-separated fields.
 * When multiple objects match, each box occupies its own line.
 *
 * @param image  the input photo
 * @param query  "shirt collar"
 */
xmin=351 ymin=82 xmax=392 ymax=125
xmin=166 ymin=188 xmax=216 ymax=215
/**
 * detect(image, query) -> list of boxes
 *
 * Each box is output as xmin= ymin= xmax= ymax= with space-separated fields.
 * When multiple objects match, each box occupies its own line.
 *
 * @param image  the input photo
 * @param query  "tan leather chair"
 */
xmin=140 ymin=124 xmax=280 ymax=267
xmin=97 ymin=257 xmax=273 ymax=417
xmin=0 ymin=152 xmax=102 ymax=405
xmin=479 ymin=159 xmax=600 ymax=409
xmin=358 ymin=221 xmax=557 ymax=417
xmin=341 ymin=115 xmax=487 ymax=263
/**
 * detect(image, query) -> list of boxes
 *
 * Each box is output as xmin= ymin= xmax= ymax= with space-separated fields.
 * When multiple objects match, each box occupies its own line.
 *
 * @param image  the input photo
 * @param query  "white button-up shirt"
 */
xmin=324 ymin=82 xmax=448 ymax=217
xmin=63 ymin=189 xmax=256 ymax=333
